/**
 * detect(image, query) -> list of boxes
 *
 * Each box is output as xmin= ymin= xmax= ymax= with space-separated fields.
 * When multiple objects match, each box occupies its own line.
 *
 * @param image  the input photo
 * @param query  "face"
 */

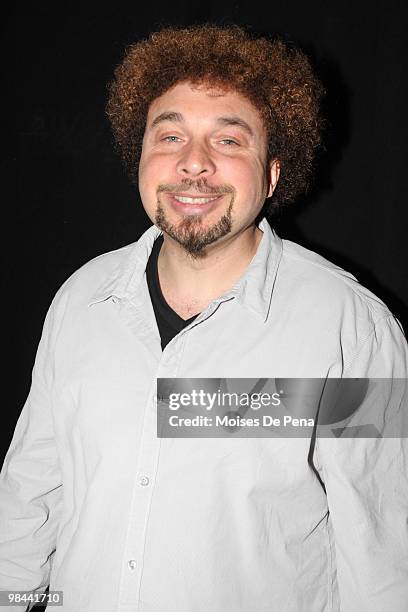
xmin=138 ymin=81 xmax=279 ymax=258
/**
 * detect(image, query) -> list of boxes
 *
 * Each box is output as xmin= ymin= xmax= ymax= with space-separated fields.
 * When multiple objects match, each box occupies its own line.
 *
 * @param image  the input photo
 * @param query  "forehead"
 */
xmin=146 ymin=81 xmax=265 ymax=133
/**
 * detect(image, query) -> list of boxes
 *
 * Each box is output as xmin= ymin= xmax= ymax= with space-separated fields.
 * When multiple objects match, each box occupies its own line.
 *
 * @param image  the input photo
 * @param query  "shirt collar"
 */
xmin=88 ymin=217 xmax=283 ymax=323
xmin=224 ymin=217 xmax=283 ymax=321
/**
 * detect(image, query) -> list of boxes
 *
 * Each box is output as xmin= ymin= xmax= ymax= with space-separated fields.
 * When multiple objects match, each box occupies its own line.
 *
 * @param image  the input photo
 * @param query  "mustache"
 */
xmin=157 ymin=178 xmax=235 ymax=195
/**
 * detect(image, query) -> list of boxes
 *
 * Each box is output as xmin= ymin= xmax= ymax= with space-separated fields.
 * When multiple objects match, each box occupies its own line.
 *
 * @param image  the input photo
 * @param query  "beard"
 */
xmin=154 ymin=180 xmax=235 ymax=259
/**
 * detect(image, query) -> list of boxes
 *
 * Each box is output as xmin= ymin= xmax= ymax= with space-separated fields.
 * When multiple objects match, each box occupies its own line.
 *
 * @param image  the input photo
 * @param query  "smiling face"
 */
xmin=138 ymin=81 xmax=279 ymax=258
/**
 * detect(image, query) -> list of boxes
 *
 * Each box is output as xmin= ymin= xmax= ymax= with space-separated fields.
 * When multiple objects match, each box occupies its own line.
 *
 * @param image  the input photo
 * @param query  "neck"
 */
xmin=157 ymin=224 xmax=263 ymax=318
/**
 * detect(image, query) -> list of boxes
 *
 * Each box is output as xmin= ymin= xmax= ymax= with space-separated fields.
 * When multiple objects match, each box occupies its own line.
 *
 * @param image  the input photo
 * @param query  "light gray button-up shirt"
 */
xmin=1 ymin=217 xmax=407 ymax=611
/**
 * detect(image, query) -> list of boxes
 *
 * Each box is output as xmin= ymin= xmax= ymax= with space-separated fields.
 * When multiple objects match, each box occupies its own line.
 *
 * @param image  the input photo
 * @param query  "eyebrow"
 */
xmin=216 ymin=116 xmax=254 ymax=137
xmin=150 ymin=111 xmax=184 ymax=128
xmin=150 ymin=112 xmax=254 ymax=136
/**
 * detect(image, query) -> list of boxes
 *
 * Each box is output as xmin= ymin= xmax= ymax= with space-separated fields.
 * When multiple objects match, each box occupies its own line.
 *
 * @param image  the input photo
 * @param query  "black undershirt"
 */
xmin=146 ymin=235 xmax=200 ymax=350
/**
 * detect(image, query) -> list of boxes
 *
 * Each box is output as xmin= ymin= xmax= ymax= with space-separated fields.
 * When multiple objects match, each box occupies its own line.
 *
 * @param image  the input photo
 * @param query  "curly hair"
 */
xmin=106 ymin=24 xmax=325 ymax=208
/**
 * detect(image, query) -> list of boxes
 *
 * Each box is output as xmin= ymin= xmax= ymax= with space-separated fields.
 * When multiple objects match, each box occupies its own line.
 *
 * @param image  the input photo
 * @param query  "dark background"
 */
xmin=5 ymin=4 xmax=408 ymax=468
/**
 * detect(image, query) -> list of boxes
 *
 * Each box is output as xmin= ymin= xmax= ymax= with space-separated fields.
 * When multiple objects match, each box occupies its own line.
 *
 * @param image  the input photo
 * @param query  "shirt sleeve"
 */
xmin=0 ymin=300 xmax=63 ymax=612
xmin=313 ymin=314 xmax=408 ymax=611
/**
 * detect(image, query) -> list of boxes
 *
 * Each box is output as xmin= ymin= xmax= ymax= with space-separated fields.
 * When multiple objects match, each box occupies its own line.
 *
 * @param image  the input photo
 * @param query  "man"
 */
xmin=1 ymin=24 xmax=407 ymax=612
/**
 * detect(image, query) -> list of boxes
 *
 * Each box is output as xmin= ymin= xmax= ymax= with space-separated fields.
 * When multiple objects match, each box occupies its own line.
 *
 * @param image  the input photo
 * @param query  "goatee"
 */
xmin=155 ymin=200 xmax=234 ymax=259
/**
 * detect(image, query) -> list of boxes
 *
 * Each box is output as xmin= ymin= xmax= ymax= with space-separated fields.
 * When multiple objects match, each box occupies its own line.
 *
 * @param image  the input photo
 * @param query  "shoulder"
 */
xmin=271 ymin=237 xmax=407 ymax=375
xmin=45 ymin=241 xmax=138 ymax=324
xmin=277 ymin=238 xmax=392 ymax=326
xmin=271 ymin=238 xmax=406 ymax=368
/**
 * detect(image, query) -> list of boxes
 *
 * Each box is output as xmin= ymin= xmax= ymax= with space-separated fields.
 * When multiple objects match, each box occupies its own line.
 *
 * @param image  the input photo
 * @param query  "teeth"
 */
xmin=173 ymin=196 xmax=219 ymax=204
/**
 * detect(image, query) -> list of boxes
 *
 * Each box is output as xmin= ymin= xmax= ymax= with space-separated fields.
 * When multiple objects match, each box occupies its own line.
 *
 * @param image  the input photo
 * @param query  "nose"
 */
xmin=176 ymin=140 xmax=216 ymax=178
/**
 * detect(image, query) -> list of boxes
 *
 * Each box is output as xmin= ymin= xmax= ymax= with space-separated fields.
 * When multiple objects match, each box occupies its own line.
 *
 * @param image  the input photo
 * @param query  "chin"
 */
xmin=155 ymin=200 xmax=234 ymax=259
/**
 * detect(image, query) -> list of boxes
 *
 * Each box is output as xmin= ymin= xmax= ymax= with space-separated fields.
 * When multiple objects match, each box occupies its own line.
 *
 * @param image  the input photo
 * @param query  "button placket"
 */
xmin=118 ymin=324 xmax=191 ymax=607
xmin=118 ymin=373 xmax=164 ymax=606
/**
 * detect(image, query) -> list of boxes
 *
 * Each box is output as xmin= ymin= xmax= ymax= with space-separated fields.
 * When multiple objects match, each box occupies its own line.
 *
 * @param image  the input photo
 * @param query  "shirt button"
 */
xmin=128 ymin=559 xmax=137 ymax=570
xmin=139 ymin=476 xmax=150 ymax=486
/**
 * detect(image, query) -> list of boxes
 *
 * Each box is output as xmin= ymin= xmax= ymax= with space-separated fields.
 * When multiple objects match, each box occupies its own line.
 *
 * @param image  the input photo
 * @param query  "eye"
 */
xmin=163 ymin=135 xmax=182 ymax=142
xmin=220 ymin=138 xmax=239 ymax=146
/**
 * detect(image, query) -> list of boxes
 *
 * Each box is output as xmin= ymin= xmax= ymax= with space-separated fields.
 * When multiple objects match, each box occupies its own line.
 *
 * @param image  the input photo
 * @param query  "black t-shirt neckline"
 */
xmin=146 ymin=234 xmax=199 ymax=349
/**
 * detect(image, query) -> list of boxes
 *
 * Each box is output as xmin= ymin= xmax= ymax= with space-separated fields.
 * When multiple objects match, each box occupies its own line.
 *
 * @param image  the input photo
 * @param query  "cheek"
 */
xmin=222 ymin=158 xmax=266 ymax=194
xmin=138 ymin=155 xmax=163 ymax=197
xmin=139 ymin=151 xmax=155 ymax=179
xmin=139 ymin=151 xmax=175 ymax=184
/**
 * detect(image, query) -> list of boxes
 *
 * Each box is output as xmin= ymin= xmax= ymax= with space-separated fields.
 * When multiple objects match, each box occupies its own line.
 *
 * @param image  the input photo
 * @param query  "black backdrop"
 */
xmin=5 ymin=4 xmax=408 ymax=462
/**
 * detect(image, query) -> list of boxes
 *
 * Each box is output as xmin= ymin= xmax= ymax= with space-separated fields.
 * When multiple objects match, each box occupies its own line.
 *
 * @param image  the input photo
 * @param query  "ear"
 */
xmin=266 ymin=159 xmax=281 ymax=198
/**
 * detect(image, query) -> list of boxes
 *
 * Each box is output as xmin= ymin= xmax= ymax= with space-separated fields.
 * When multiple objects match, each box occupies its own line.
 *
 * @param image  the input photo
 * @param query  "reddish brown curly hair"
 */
xmin=106 ymin=24 xmax=325 ymax=208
